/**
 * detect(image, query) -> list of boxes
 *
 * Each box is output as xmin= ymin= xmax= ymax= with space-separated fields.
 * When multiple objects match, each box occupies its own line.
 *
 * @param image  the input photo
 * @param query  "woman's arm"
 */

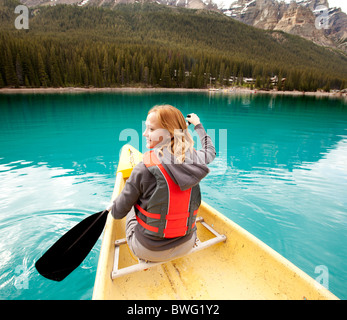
xmin=107 ymin=164 xmax=142 ymax=219
xmin=194 ymin=123 xmax=216 ymax=165
xmin=186 ymin=113 xmax=216 ymax=165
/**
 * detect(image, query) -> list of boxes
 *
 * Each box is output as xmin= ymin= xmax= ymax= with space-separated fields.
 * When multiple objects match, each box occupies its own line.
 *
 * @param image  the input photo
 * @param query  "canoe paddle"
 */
xmin=35 ymin=209 xmax=109 ymax=281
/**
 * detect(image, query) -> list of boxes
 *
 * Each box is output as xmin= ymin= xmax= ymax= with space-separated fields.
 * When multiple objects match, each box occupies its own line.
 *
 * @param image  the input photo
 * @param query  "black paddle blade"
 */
xmin=35 ymin=210 xmax=108 ymax=282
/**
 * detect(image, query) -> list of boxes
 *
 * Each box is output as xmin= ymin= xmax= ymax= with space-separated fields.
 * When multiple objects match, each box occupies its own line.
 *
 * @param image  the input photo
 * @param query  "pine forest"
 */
xmin=1 ymin=0 xmax=346 ymax=91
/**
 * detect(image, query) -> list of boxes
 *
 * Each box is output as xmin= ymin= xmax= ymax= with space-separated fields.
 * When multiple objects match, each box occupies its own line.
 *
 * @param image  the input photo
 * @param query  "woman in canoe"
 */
xmin=107 ymin=105 xmax=216 ymax=262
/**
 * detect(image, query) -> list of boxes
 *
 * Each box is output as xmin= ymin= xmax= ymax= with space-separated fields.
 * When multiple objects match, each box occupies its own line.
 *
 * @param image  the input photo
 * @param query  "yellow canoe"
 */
xmin=93 ymin=144 xmax=338 ymax=300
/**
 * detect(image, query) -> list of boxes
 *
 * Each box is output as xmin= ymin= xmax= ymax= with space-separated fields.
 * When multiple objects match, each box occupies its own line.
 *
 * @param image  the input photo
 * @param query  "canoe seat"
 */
xmin=111 ymin=216 xmax=227 ymax=279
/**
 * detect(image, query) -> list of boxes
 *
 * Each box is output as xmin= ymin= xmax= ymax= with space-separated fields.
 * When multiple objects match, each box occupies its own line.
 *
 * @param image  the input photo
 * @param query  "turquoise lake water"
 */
xmin=0 ymin=91 xmax=346 ymax=300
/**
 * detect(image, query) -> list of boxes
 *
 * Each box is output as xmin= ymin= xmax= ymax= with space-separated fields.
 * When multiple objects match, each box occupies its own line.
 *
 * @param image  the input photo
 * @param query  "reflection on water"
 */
xmin=0 ymin=159 xmax=112 ymax=299
xmin=0 ymin=92 xmax=346 ymax=299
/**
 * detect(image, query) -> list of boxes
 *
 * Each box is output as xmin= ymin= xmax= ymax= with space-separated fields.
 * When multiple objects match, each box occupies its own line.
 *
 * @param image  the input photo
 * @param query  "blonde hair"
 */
xmin=148 ymin=105 xmax=194 ymax=163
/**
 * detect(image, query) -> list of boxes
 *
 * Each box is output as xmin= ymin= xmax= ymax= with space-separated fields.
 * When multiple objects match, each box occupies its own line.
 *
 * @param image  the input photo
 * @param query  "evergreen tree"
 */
xmin=143 ymin=66 xmax=149 ymax=86
xmin=37 ymin=52 xmax=48 ymax=87
xmin=4 ymin=46 xmax=18 ymax=87
xmin=255 ymin=75 xmax=261 ymax=89
xmin=177 ymin=67 xmax=185 ymax=88
xmin=277 ymin=72 xmax=283 ymax=91
xmin=15 ymin=53 xmax=23 ymax=86
xmin=219 ymin=62 xmax=225 ymax=86
xmin=160 ymin=63 xmax=171 ymax=87
xmin=0 ymin=74 xmax=4 ymax=88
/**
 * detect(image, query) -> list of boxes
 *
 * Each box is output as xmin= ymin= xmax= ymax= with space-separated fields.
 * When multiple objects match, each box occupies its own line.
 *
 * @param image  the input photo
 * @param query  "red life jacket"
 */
xmin=134 ymin=151 xmax=201 ymax=239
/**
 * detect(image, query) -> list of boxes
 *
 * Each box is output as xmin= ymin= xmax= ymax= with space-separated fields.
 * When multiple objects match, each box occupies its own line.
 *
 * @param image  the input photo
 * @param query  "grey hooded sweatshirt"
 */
xmin=109 ymin=123 xmax=216 ymax=251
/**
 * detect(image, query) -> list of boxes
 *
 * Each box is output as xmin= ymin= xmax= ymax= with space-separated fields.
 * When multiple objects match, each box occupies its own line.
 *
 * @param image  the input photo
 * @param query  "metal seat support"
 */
xmin=111 ymin=217 xmax=227 ymax=279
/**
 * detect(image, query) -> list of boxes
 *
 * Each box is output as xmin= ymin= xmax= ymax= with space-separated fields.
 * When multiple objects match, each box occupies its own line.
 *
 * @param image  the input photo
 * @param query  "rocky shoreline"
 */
xmin=0 ymin=86 xmax=346 ymax=99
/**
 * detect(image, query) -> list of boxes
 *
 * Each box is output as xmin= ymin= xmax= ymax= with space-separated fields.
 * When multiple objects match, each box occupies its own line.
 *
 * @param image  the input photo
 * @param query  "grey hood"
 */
xmin=155 ymin=147 xmax=210 ymax=191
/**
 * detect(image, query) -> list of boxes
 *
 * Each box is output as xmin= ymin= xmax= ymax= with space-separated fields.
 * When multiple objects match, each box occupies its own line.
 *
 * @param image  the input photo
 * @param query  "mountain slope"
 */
xmin=1 ymin=2 xmax=346 ymax=89
xmin=20 ymin=0 xmax=218 ymax=10
xmin=18 ymin=0 xmax=347 ymax=52
xmin=222 ymin=0 xmax=347 ymax=52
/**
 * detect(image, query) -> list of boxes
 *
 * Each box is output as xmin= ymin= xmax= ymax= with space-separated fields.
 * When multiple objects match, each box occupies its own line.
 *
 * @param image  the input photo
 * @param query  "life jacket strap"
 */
xmin=135 ymin=214 xmax=159 ymax=233
xmin=135 ymin=203 xmax=161 ymax=220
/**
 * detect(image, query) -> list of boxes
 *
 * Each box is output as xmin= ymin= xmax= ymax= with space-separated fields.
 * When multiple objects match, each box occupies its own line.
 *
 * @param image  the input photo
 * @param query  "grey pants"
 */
xmin=125 ymin=207 xmax=197 ymax=262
